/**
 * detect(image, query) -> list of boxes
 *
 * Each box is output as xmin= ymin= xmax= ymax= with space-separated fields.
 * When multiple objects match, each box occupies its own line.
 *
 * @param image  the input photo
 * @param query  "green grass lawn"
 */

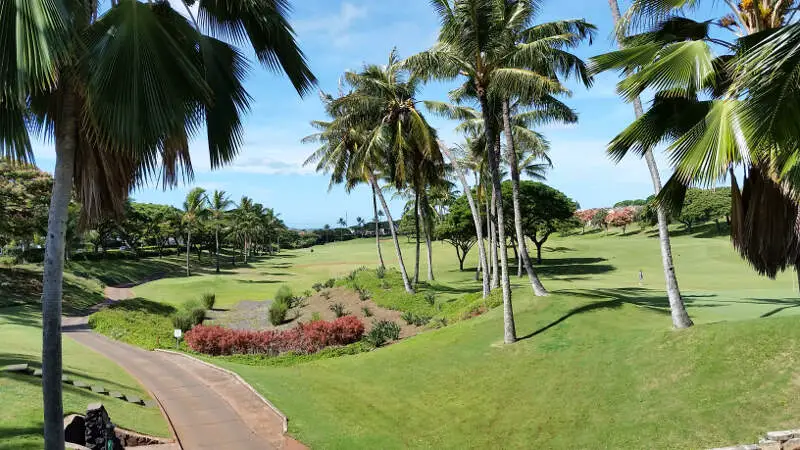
xmin=121 ymin=225 xmax=800 ymax=449
xmin=6 ymin=223 xmax=800 ymax=448
xmin=0 ymin=269 xmax=170 ymax=448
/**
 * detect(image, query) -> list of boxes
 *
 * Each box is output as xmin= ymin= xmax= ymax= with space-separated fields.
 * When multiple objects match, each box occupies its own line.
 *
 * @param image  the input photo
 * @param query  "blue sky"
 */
xmin=30 ymin=1 xmax=724 ymax=229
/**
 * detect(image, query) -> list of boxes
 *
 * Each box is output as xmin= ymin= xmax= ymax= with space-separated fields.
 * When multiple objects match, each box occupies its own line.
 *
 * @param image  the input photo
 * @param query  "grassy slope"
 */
xmin=0 ymin=269 xmax=170 ymax=448
xmin=79 ymin=225 xmax=800 ymax=448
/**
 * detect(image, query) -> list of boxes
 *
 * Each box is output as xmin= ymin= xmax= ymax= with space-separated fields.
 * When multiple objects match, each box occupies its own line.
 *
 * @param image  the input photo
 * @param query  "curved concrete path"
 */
xmin=63 ymin=287 xmax=304 ymax=450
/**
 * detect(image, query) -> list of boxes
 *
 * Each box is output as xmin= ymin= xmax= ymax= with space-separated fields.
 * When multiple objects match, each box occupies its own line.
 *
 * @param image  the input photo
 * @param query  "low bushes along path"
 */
xmin=63 ymin=286 xmax=303 ymax=450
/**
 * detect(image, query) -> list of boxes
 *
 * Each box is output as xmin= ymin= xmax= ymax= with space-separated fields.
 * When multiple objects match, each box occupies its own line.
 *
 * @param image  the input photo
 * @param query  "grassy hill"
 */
xmin=0 ymin=268 xmax=170 ymax=449
xmin=118 ymin=225 xmax=799 ymax=448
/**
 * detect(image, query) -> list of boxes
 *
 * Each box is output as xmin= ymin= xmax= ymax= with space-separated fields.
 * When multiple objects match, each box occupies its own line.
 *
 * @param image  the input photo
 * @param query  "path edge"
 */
xmin=153 ymin=349 xmax=289 ymax=434
xmin=63 ymin=332 xmax=183 ymax=449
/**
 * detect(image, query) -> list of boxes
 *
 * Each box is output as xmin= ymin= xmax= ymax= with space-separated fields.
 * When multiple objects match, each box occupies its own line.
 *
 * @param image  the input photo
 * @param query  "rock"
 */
xmin=109 ymin=392 xmax=124 ymax=400
xmin=90 ymin=386 xmax=107 ymax=395
xmin=126 ymin=395 xmax=142 ymax=405
xmin=63 ymin=414 xmax=86 ymax=446
xmin=2 ymin=363 xmax=29 ymax=373
xmin=62 ymin=375 xmax=73 ymax=384
xmin=757 ymin=441 xmax=781 ymax=450
xmin=84 ymin=403 xmax=123 ymax=450
xmin=33 ymin=369 xmax=42 ymax=377
xmin=73 ymin=381 xmax=89 ymax=388
xmin=766 ymin=430 xmax=800 ymax=442
xmin=783 ymin=438 xmax=800 ymax=450
xmin=143 ymin=400 xmax=157 ymax=408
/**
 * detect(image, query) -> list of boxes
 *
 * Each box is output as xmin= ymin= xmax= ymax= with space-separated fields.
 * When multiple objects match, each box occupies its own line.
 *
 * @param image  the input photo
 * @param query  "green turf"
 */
xmin=127 ymin=225 xmax=800 ymax=449
xmin=0 ymin=307 xmax=171 ymax=448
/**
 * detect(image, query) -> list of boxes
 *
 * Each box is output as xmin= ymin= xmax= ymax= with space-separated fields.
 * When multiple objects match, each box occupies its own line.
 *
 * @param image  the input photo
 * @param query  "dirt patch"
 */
xmin=208 ymin=287 xmax=422 ymax=338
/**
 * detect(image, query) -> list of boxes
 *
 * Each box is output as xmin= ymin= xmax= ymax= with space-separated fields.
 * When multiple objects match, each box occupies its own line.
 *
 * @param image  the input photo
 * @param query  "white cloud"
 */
xmin=293 ymin=2 xmax=368 ymax=48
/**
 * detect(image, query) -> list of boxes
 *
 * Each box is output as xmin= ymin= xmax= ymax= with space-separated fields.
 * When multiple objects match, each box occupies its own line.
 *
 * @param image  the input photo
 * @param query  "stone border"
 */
xmin=154 ymin=349 xmax=289 ymax=434
xmin=712 ymin=429 xmax=800 ymax=449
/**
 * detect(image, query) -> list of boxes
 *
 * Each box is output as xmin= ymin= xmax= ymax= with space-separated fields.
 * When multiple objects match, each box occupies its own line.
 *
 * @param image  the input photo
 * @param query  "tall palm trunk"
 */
xmin=422 ymin=194 xmax=434 ymax=281
xmin=373 ymin=185 xmax=385 ymax=269
xmin=215 ymin=226 xmax=220 ymax=273
xmin=608 ymin=0 xmax=692 ymax=329
xmin=440 ymin=145 xmax=489 ymax=297
xmin=244 ymin=236 xmax=248 ymax=264
xmin=185 ymin=229 xmax=191 ymax=276
xmin=42 ymin=85 xmax=78 ymax=450
xmin=413 ymin=189 xmax=421 ymax=285
xmin=479 ymin=92 xmax=515 ymax=343
xmin=489 ymin=184 xmax=500 ymax=289
xmin=502 ymin=100 xmax=548 ymax=296
xmin=369 ymin=172 xmax=414 ymax=293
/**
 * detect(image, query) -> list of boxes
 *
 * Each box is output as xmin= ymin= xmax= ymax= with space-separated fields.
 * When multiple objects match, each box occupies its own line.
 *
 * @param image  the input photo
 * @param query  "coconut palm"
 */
xmin=209 ymin=190 xmax=232 ymax=273
xmin=338 ymin=217 xmax=347 ymax=241
xmin=305 ymin=50 xmax=442 ymax=293
xmin=0 ymin=1 xmax=314 ymax=445
xmin=181 ymin=188 xmax=208 ymax=276
xmin=593 ymin=0 xmax=800 ymax=317
xmin=407 ymin=0 xmax=594 ymax=342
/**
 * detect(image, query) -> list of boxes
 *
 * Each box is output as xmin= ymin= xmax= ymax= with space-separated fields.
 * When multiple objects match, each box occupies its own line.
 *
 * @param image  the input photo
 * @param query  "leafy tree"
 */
xmin=676 ymin=188 xmax=732 ymax=233
xmin=591 ymin=208 xmax=610 ymax=231
xmin=605 ymin=207 xmax=638 ymax=233
xmin=575 ymin=209 xmax=600 ymax=233
xmin=438 ymin=195 xmax=478 ymax=271
xmin=502 ymin=181 xmax=577 ymax=263
xmin=614 ymin=199 xmax=647 ymax=208
xmin=0 ymin=162 xmax=52 ymax=248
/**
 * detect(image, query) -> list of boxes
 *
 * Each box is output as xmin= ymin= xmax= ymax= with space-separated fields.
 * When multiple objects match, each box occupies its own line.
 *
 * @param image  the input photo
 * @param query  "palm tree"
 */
xmin=323 ymin=224 xmax=331 ymax=243
xmin=598 ymin=0 xmax=693 ymax=329
xmin=209 ymin=190 xmax=232 ymax=273
xmin=182 ymin=188 xmax=208 ymax=276
xmin=408 ymin=0 xmax=586 ymax=343
xmin=337 ymin=217 xmax=347 ymax=241
xmin=355 ymin=216 xmax=365 ymax=236
xmin=305 ymin=51 xmax=442 ymax=293
xmin=373 ymin=187 xmax=386 ymax=268
xmin=0 ymin=2 xmax=314 ymax=445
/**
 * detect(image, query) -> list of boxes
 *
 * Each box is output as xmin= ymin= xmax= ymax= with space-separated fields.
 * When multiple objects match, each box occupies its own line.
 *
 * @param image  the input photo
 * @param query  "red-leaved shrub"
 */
xmin=185 ymin=316 xmax=365 ymax=356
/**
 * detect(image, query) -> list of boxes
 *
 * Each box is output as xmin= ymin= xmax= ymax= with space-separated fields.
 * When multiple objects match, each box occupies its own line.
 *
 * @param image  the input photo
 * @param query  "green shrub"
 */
xmin=311 ymin=312 xmax=322 ymax=322
xmin=189 ymin=308 xmax=205 ymax=326
xmin=275 ymin=285 xmax=293 ymax=303
xmin=0 ymin=255 xmax=16 ymax=267
xmin=401 ymin=311 xmax=415 ymax=325
xmin=376 ymin=266 xmax=386 ymax=279
xmin=424 ymin=292 xmax=436 ymax=306
xmin=401 ymin=311 xmax=432 ymax=326
xmin=358 ymin=288 xmax=371 ymax=301
xmin=303 ymin=289 xmax=313 ymax=298
xmin=363 ymin=320 xmax=401 ymax=347
xmin=329 ymin=302 xmax=348 ymax=318
xmin=201 ymin=292 xmax=216 ymax=310
xmin=181 ymin=298 xmax=202 ymax=312
xmin=380 ymin=280 xmax=390 ymax=290
xmin=413 ymin=315 xmax=431 ymax=326
xmin=172 ymin=313 xmax=193 ymax=332
xmin=361 ymin=306 xmax=373 ymax=317
xmin=269 ymin=300 xmax=289 ymax=326
xmin=320 ymin=290 xmax=331 ymax=300
xmin=312 ymin=283 xmax=323 ymax=292
xmin=324 ymin=278 xmax=336 ymax=288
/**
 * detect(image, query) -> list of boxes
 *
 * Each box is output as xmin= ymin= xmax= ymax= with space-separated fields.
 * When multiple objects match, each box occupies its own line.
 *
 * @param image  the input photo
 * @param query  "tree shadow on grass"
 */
xmin=0 ymin=425 xmax=43 ymax=450
xmin=534 ymin=258 xmax=616 ymax=278
xmin=518 ymin=299 xmax=624 ymax=341
xmin=235 ymin=279 xmax=282 ymax=285
xmin=0 ymin=305 xmax=41 ymax=328
xmin=0 ymin=354 xmax=142 ymax=390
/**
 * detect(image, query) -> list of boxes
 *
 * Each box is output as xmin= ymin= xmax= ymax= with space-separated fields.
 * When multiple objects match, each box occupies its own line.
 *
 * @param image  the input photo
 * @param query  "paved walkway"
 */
xmin=63 ymin=287 xmax=303 ymax=450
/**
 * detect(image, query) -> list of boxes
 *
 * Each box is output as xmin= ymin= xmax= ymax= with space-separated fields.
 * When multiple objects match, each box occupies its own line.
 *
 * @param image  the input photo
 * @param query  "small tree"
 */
xmin=591 ymin=209 xmax=610 ymax=233
xmin=502 ymin=181 xmax=577 ymax=263
xmin=574 ymin=209 xmax=599 ymax=233
xmin=437 ymin=195 xmax=478 ymax=271
xmin=605 ymin=207 xmax=638 ymax=233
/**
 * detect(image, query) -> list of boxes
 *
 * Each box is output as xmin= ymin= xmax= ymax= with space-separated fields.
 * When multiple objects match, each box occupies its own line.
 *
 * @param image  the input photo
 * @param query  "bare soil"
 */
xmin=208 ymin=287 xmax=423 ymax=338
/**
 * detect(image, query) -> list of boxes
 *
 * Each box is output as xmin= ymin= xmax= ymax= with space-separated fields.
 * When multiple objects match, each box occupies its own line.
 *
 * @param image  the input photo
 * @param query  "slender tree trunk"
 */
xmin=215 ymin=226 xmax=220 ymax=274
xmin=608 ymin=0 xmax=692 ymax=329
xmin=440 ymin=145 xmax=490 ymax=297
xmin=502 ymin=100 xmax=548 ymax=296
xmin=369 ymin=172 xmax=414 ymax=293
xmin=488 ymin=191 xmax=499 ymax=289
xmin=42 ymin=85 xmax=78 ymax=450
xmin=185 ymin=230 xmax=191 ymax=276
xmin=479 ymin=92 xmax=515 ymax=343
xmin=373 ymin=186 xmax=385 ymax=269
xmin=413 ymin=190 xmax=421 ymax=285
xmin=424 ymin=203 xmax=434 ymax=281
xmin=244 ymin=237 xmax=248 ymax=264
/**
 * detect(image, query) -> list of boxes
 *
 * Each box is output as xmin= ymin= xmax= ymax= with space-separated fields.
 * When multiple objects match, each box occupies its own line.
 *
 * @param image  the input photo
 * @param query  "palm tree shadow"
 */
xmin=517 ymin=299 xmax=623 ymax=341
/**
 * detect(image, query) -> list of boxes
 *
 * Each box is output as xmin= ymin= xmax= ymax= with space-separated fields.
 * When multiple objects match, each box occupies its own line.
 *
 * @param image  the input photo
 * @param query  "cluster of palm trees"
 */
xmin=180 ymin=188 xmax=285 ymax=276
xmin=1 ymin=1 xmax=314 ymax=446
xmin=306 ymin=1 xmax=593 ymax=344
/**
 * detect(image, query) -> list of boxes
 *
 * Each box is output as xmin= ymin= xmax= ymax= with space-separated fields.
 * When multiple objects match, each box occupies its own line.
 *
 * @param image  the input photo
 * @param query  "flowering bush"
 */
xmin=604 ymin=206 xmax=639 ymax=232
xmin=185 ymin=316 xmax=365 ymax=356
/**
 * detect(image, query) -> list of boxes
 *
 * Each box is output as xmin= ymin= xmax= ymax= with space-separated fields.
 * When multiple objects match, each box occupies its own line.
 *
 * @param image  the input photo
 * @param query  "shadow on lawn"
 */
xmin=0 ymin=425 xmax=43 ymax=450
xmin=0 ymin=353 xmax=136 ymax=390
xmin=535 ymin=257 xmax=616 ymax=278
